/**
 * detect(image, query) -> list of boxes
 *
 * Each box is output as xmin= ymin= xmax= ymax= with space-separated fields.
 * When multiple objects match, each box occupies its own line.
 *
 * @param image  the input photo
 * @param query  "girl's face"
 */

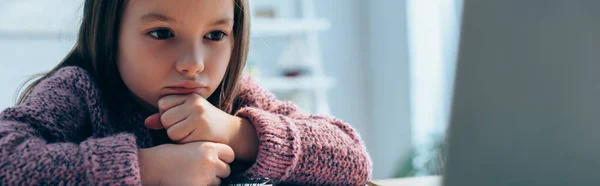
xmin=118 ymin=0 xmax=235 ymax=108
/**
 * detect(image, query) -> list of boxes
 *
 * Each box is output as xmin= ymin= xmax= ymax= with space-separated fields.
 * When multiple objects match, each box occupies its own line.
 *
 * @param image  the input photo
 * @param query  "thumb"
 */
xmin=144 ymin=113 xmax=164 ymax=129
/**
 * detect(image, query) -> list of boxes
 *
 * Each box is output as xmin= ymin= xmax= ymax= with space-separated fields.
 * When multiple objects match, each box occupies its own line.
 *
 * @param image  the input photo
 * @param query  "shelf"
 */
xmin=251 ymin=18 xmax=330 ymax=36
xmin=254 ymin=76 xmax=335 ymax=91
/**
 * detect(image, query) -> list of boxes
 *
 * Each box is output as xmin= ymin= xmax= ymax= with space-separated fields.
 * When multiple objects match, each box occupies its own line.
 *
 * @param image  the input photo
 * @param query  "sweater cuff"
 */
xmin=234 ymin=107 xmax=301 ymax=181
xmin=82 ymin=133 xmax=141 ymax=185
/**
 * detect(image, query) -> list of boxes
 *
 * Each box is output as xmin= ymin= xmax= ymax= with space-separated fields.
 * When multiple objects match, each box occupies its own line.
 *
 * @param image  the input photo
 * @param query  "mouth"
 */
xmin=164 ymin=87 xmax=204 ymax=95
xmin=164 ymin=81 xmax=207 ymax=95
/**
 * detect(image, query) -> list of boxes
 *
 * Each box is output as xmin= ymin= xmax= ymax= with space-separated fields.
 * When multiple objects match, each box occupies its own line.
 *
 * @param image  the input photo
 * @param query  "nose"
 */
xmin=175 ymin=44 xmax=205 ymax=77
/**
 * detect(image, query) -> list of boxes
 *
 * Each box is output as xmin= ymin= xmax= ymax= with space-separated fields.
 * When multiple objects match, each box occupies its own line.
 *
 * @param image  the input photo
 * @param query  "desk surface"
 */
xmin=370 ymin=176 xmax=441 ymax=186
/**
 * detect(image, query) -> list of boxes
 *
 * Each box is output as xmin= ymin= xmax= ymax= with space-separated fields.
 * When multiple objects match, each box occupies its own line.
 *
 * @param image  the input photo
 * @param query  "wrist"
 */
xmin=229 ymin=116 xmax=259 ymax=162
xmin=138 ymin=148 xmax=157 ymax=185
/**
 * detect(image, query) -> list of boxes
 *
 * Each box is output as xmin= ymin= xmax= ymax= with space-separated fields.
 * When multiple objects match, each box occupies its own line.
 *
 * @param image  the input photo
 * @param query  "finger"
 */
xmin=215 ymin=160 xmax=231 ymax=179
xmin=208 ymin=177 xmax=221 ymax=186
xmin=166 ymin=119 xmax=197 ymax=142
xmin=157 ymin=94 xmax=187 ymax=114
xmin=160 ymin=103 xmax=191 ymax=129
xmin=176 ymin=126 xmax=201 ymax=144
xmin=214 ymin=143 xmax=235 ymax=164
xmin=144 ymin=113 xmax=164 ymax=129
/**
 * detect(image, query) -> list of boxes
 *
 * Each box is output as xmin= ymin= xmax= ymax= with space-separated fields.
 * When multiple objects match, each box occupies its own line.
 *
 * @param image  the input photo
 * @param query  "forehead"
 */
xmin=125 ymin=0 xmax=235 ymax=24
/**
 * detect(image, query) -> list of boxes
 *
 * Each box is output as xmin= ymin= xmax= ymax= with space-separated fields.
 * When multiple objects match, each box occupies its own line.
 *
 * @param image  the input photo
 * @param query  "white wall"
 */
xmin=0 ymin=0 xmax=80 ymax=109
xmin=363 ymin=0 xmax=413 ymax=179
xmin=314 ymin=0 xmax=369 ymax=141
xmin=315 ymin=0 xmax=413 ymax=179
xmin=0 ymin=37 xmax=75 ymax=109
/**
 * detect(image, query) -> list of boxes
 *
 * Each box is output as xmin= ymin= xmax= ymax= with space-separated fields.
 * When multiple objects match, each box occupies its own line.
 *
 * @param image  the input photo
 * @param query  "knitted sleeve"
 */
xmin=234 ymin=75 xmax=372 ymax=185
xmin=0 ymin=67 xmax=141 ymax=185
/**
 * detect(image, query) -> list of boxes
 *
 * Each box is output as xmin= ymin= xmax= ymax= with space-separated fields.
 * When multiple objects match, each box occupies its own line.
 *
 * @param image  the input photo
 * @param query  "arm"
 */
xmin=0 ymin=67 xmax=141 ymax=185
xmin=231 ymin=75 xmax=372 ymax=185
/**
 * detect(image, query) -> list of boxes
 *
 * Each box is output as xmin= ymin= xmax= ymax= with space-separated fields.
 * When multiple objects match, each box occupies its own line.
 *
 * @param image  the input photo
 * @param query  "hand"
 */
xmin=144 ymin=94 xmax=237 ymax=144
xmin=138 ymin=142 xmax=235 ymax=185
xmin=145 ymin=93 xmax=259 ymax=161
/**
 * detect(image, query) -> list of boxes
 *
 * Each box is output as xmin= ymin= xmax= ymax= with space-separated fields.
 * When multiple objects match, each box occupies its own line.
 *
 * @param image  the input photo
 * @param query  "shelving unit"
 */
xmin=254 ymin=76 xmax=334 ymax=92
xmin=248 ymin=0 xmax=334 ymax=115
xmin=251 ymin=18 xmax=330 ymax=36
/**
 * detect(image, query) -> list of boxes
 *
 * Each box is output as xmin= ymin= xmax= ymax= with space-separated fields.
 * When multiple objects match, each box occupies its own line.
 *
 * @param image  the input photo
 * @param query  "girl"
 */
xmin=0 ymin=0 xmax=371 ymax=185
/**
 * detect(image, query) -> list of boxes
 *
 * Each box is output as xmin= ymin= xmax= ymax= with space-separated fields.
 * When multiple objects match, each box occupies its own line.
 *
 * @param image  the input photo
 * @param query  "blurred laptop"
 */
xmin=444 ymin=0 xmax=600 ymax=186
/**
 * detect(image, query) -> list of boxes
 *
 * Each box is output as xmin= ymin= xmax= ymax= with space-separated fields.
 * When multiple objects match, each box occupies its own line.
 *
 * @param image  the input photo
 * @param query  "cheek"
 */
xmin=118 ymin=37 xmax=173 ymax=106
xmin=205 ymin=45 xmax=233 ymax=86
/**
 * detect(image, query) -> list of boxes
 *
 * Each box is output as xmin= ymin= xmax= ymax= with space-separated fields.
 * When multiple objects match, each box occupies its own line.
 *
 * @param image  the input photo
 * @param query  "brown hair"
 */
xmin=17 ymin=0 xmax=250 ymax=112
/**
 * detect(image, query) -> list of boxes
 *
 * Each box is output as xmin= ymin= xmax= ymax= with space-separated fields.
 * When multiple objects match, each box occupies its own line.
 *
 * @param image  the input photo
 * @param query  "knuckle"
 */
xmin=166 ymin=128 xmax=184 ymax=141
xmin=193 ymin=117 xmax=206 ymax=126
xmin=193 ymin=102 xmax=205 ymax=112
xmin=200 ymin=142 xmax=217 ymax=151
xmin=159 ymin=114 xmax=168 ymax=124
xmin=157 ymin=99 xmax=167 ymax=109
xmin=207 ymin=156 xmax=219 ymax=166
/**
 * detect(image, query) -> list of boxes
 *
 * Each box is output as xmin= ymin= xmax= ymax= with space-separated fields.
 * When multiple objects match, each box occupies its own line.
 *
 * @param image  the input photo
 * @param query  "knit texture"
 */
xmin=0 ymin=66 xmax=372 ymax=185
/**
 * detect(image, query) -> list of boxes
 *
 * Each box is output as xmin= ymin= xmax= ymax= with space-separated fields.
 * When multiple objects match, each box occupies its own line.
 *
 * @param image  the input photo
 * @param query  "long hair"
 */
xmin=17 ymin=0 xmax=250 ymax=112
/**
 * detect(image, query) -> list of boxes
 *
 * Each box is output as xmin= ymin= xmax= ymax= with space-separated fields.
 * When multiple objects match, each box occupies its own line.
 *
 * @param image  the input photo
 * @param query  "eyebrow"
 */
xmin=140 ymin=12 xmax=234 ymax=26
xmin=140 ymin=12 xmax=174 ymax=22
xmin=212 ymin=17 xmax=234 ymax=26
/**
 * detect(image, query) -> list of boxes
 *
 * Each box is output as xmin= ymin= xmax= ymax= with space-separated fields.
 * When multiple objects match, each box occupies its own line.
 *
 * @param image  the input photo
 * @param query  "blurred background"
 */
xmin=0 ymin=0 xmax=462 ymax=180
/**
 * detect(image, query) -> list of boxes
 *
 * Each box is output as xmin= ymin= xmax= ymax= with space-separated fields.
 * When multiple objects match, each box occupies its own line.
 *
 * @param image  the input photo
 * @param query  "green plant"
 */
xmin=394 ymin=136 xmax=447 ymax=178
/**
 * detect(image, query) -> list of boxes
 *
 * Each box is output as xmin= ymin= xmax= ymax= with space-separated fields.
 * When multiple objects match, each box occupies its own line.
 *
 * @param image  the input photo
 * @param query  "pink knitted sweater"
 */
xmin=0 ymin=66 xmax=372 ymax=185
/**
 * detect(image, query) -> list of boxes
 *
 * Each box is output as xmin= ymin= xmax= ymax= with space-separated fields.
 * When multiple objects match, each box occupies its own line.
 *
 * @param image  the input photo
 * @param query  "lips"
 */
xmin=165 ymin=81 xmax=207 ymax=95
xmin=165 ymin=87 xmax=204 ymax=95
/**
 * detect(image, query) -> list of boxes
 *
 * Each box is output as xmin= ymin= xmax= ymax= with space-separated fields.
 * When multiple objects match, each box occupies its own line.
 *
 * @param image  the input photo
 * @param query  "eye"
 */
xmin=148 ymin=28 xmax=175 ymax=40
xmin=204 ymin=31 xmax=226 ymax=41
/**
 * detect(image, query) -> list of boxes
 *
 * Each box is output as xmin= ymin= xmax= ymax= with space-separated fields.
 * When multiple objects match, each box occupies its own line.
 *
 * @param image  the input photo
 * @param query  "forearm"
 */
xmin=0 ymin=122 xmax=141 ymax=185
xmin=234 ymin=107 xmax=372 ymax=185
xmin=233 ymin=74 xmax=372 ymax=184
